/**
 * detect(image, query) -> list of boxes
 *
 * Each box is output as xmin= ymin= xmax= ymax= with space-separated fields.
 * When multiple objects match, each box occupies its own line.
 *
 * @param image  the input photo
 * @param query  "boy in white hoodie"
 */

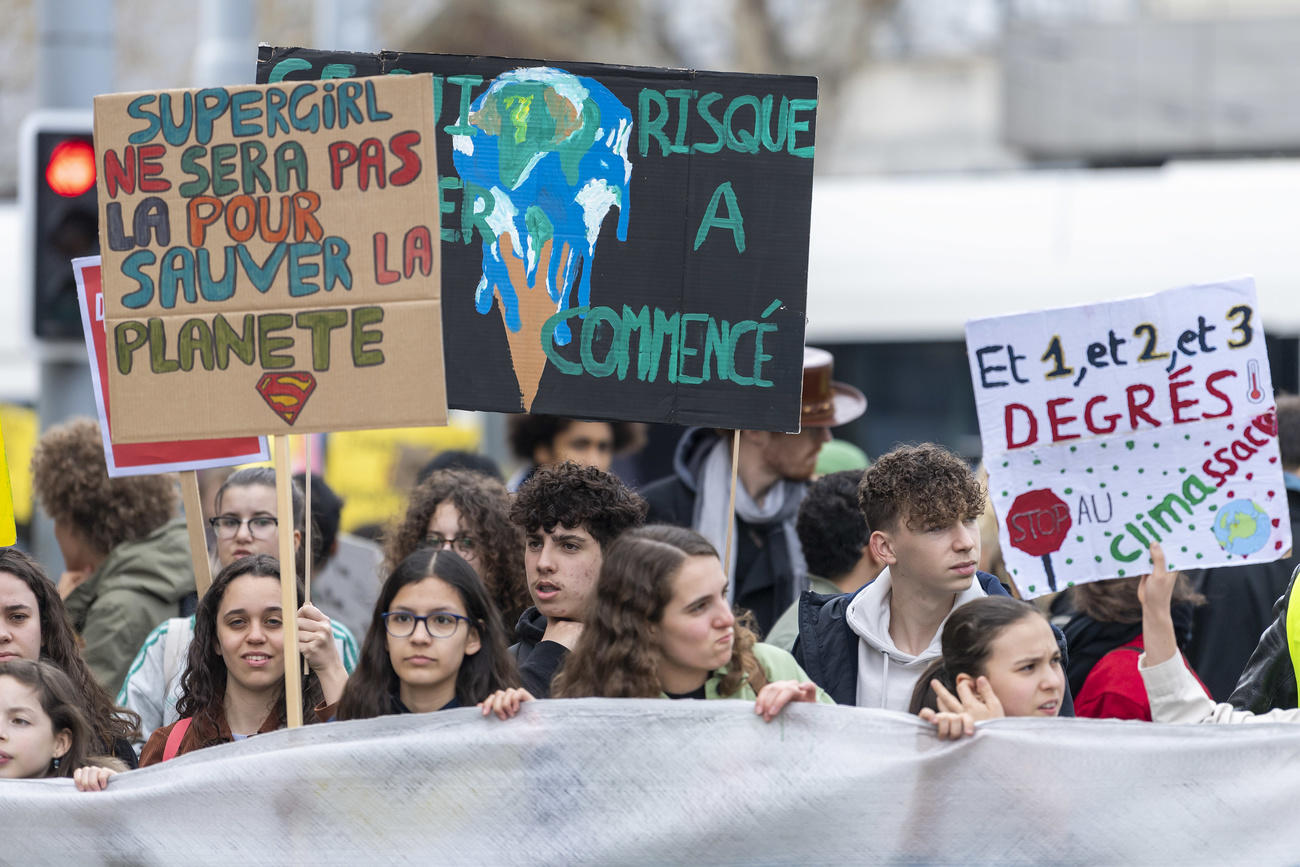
xmin=794 ymin=443 xmax=1029 ymax=710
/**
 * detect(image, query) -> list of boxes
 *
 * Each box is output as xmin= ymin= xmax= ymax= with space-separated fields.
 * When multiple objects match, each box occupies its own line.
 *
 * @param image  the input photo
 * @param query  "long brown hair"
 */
xmin=385 ymin=469 xmax=529 ymax=627
xmin=553 ymin=525 xmax=764 ymax=699
xmin=0 ymin=548 xmax=139 ymax=752
xmin=177 ymin=555 xmax=325 ymax=730
xmin=0 ymin=658 xmax=94 ymax=778
xmin=1071 ymin=575 xmax=1204 ymax=625
xmin=337 ymin=548 xmax=519 ymax=720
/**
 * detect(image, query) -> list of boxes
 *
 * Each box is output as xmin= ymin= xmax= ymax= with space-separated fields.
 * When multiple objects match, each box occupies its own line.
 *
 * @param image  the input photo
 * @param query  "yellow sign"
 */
xmin=0 ymin=419 xmax=16 ymax=546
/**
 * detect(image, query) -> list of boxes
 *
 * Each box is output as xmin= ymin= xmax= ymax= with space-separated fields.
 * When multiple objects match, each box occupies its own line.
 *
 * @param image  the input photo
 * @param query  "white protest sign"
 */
xmin=967 ymin=278 xmax=1290 ymax=597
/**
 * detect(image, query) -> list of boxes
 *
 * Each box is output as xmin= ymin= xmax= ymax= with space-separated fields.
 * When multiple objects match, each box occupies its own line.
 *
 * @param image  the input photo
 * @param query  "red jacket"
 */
xmin=1075 ymin=634 xmax=1209 ymax=721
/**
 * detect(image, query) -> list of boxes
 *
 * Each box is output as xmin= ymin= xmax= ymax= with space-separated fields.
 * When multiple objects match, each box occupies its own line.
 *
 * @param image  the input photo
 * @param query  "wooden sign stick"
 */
xmin=179 ymin=471 xmax=213 ymax=596
xmin=303 ymin=435 xmax=312 ymax=607
xmin=723 ymin=431 xmax=741 ymax=574
xmin=273 ymin=435 xmax=304 ymax=728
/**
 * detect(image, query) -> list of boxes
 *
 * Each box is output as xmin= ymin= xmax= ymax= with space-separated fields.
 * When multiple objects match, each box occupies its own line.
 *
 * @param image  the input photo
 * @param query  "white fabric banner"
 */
xmin=3 ymin=699 xmax=1296 ymax=864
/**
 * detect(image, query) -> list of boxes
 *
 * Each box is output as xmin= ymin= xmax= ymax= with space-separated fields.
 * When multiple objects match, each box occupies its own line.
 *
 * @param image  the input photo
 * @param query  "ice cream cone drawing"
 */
xmin=451 ymin=67 xmax=633 ymax=411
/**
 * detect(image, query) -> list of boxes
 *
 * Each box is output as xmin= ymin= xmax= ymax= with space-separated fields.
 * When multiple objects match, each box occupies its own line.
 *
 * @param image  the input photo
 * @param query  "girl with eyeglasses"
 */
xmin=337 ymin=548 xmax=519 ymax=718
xmin=385 ymin=469 xmax=531 ymax=631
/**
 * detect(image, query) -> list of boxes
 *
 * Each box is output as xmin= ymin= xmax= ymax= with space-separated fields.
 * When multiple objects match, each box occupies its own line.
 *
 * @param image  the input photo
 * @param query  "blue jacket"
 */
xmin=793 ymin=571 xmax=1074 ymax=715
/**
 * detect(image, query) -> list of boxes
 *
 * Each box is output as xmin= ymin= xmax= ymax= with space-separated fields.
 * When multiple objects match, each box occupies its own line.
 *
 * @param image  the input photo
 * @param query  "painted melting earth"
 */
xmin=451 ymin=68 xmax=633 ymax=347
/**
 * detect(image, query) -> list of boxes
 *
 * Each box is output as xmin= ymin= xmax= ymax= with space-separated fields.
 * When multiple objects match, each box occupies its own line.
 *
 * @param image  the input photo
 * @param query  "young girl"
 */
xmin=337 ymin=548 xmax=518 ymax=718
xmin=0 ymin=659 xmax=126 ymax=791
xmin=384 ymin=469 xmax=530 ymax=629
xmin=911 ymin=596 xmax=1065 ymax=739
xmin=0 ymin=548 xmax=140 ymax=767
xmin=479 ymin=525 xmax=832 ymax=721
xmin=138 ymin=555 xmax=345 ymax=765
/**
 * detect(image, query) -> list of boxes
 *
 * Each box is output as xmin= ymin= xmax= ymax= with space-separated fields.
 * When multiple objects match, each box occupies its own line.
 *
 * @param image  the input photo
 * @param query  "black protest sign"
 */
xmin=257 ymin=47 xmax=816 ymax=432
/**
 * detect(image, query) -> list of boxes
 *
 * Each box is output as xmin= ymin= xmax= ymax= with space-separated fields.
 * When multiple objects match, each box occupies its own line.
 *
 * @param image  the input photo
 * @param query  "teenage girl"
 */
xmin=480 ymin=525 xmax=831 ymax=720
xmin=337 ymin=548 xmax=518 ymax=718
xmin=910 ymin=596 xmax=1065 ymax=739
xmin=138 ymin=555 xmax=344 ymax=765
xmin=0 ymin=548 xmax=140 ymax=767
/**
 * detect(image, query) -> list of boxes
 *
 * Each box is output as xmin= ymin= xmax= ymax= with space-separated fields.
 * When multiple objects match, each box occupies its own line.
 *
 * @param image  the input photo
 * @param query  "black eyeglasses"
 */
xmin=209 ymin=516 xmax=278 ymax=539
xmin=382 ymin=611 xmax=472 ymax=639
xmin=425 ymin=534 xmax=478 ymax=560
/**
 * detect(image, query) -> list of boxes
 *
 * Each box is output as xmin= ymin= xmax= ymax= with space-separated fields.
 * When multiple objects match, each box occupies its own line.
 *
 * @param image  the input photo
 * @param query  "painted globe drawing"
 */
xmin=1211 ymin=500 xmax=1271 ymax=556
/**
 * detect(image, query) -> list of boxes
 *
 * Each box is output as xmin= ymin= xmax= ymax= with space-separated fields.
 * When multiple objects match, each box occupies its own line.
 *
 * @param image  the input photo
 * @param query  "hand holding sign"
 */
xmin=1005 ymin=488 xmax=1072 ymax=593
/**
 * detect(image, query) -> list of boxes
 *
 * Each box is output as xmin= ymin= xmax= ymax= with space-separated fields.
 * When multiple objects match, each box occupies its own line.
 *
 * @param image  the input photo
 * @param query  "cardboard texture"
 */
xmin=966 ymin=278 xmax=1291 ymax=598
xmin=93 ymin=74 xmax=446 ymax=443
xmin=73 ymin=256 xmax=269 ymax=474
xmin=257 ymin=47 xmax=816 ymax=433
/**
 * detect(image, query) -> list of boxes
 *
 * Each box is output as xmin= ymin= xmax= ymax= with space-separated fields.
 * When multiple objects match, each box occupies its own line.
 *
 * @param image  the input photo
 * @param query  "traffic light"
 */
xmin=22 ymin=113 xmax=99 ymax=340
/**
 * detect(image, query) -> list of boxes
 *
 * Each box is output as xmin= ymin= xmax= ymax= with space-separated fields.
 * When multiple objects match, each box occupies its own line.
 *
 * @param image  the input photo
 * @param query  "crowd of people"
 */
xmin=4 ymin=350 xmax=1300 ymax=795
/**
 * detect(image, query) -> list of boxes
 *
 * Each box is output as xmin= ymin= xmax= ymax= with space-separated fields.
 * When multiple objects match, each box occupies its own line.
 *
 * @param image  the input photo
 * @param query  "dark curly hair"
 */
xmin=0 ymin=548 xmax=139 ymax=755
xmin=385 ymin=469 xmax=529 ymax=626
xmin=860 ymin=443 xmax=984 ymax=534
xmin=553 ymin=525 xmax=765 ymax=699
xmin=337 ymin=548 xmax=519 ymax=720
xmin=796 ymin=470 xmax=868 ymax=579
xmin=0 ymin=659 xmax=95 ymax=778
xmin=30 ymin=417 xmax=178 ymax=556
xmin=509 ymin=462 xmax=647 ymax=548
xmin=506 ymin=415 xmax=643 ymax=462
xmin=177 ymin=555 xmax=325 ymax=732
xmin=908 ymin=596 xmax=1046 ymax=714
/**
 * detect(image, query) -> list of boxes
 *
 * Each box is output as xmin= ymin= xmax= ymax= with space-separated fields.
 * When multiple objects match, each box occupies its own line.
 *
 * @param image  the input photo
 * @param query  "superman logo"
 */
xmin=255 ymin=372 xmax=317 ymax=425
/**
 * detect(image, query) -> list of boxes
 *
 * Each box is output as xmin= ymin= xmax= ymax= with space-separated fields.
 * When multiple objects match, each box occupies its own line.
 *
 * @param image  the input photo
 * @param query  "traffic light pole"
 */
xmin=28 ymin=0 xmax=114 ymax=572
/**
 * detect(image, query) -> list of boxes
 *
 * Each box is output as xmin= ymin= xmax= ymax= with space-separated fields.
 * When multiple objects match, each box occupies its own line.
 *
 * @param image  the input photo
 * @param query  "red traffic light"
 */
xmin=45 ymin=139 xmax=96 ymax=197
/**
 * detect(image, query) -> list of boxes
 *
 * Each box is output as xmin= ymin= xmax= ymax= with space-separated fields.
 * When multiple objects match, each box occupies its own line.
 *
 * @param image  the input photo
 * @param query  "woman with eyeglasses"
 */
xmin=385 ymin=468 xmax=530 ymax=630
xmin=337 ymin=547 xmax=518 ymax=718
xmin=116 ymin=467 xmax=359 ymax=753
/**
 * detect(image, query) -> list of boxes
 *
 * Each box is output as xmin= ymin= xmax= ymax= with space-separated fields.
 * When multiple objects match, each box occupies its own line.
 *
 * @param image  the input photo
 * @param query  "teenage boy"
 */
xmin=794 ymin=443 xmax=1071 ymax=713
xmin=508 ymin=462 xmax=648 ymax=696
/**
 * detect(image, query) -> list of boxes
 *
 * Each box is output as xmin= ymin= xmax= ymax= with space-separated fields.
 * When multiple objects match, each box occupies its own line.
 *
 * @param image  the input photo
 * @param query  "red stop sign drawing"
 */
xmin=1006 ymin=489 xmax=1072 ymax=591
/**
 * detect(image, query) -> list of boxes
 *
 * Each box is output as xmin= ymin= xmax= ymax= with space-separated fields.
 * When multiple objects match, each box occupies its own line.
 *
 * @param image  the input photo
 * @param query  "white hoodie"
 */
xmin=844 ymin=566 xmax=990 ymax=711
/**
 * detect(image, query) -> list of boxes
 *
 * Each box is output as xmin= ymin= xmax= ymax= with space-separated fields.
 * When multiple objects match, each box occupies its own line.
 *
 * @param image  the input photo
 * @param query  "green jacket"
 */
xmin=64 ymin=517 xmax=196 ymax=696
xmin=661 ymin=642 xmax=835 ymax=703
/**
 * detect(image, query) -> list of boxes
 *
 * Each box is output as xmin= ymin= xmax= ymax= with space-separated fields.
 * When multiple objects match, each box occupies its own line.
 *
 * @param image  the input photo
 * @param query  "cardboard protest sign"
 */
xmin=967 ymin=278 xmax=1290 ymax=598
xmin=257 ymin=47 xmax=816 ymax=432
xmin=72 ymin=257 xmax=269 ymax=475
xmin=0 ymin=420 xmax=15 ymax=546
xmin=92 ymin=74 xmax=446 ymax=443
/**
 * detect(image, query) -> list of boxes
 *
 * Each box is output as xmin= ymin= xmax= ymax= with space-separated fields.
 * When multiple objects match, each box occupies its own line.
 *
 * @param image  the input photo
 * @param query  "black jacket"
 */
xmin=1229 ymin=566 xmax=1300 ymax=712
xmin=509 ymin=606 xmax=569 ymax=698
xmin=640 ymin=428 xmax=804 ymax=636
xmin=793 ymin=571 xmax=1075 ymax=716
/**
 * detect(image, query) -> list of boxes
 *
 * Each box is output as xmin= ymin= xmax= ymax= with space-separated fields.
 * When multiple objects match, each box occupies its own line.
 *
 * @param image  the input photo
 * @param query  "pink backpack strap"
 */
xmin=162 ymin=717 xmax=192 ymax=762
